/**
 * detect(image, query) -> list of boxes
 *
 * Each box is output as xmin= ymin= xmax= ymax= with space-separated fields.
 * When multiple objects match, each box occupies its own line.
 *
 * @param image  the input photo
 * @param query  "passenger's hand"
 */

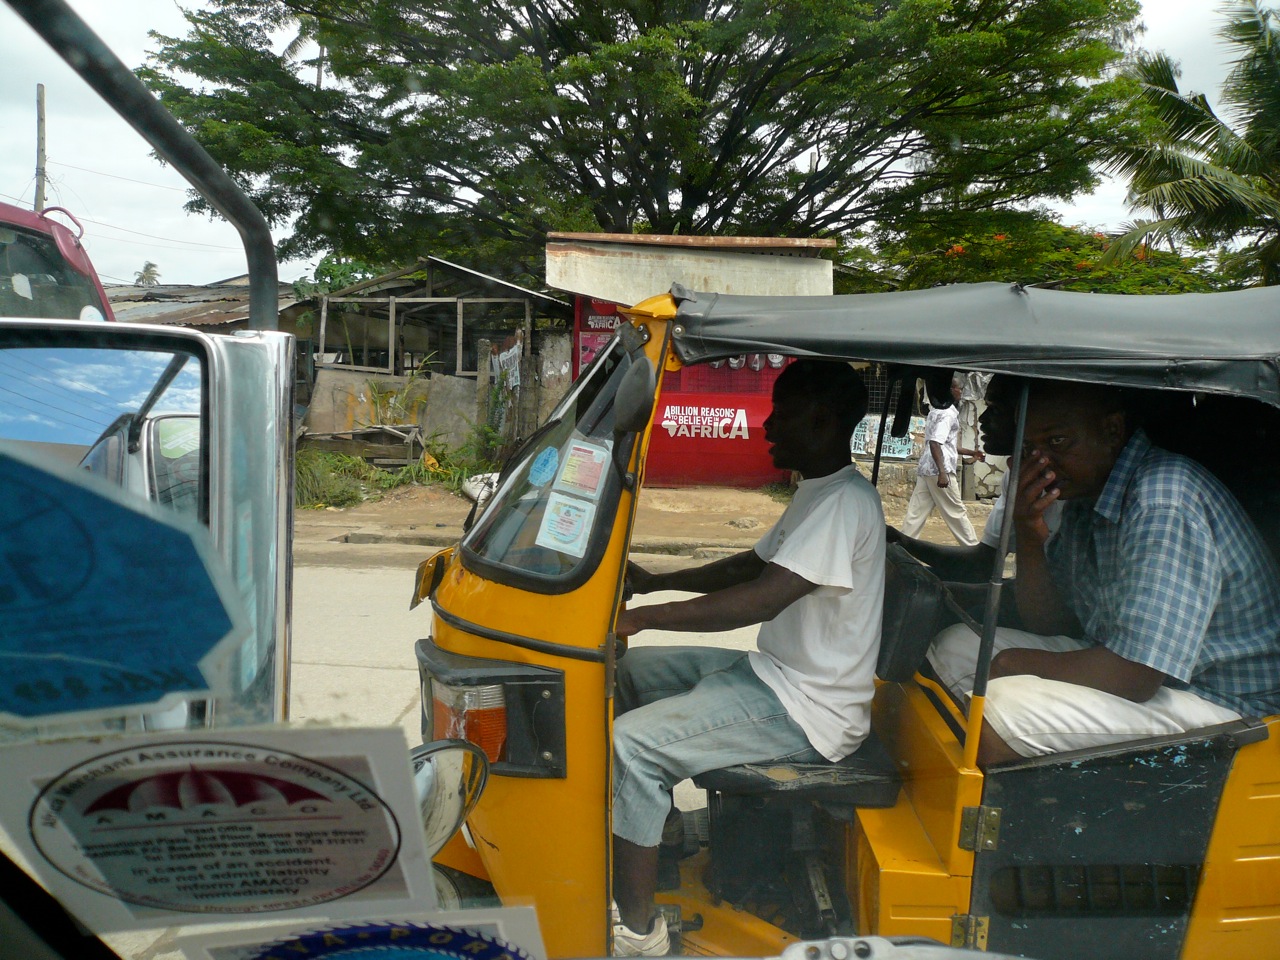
xmin=936 ymin=473 xmax=950 ymax=488
xmin=1013 ymin=449 xmax=1058 ymax=548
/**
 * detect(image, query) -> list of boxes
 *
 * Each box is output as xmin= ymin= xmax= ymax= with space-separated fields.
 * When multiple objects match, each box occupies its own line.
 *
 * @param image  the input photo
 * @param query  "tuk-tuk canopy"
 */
xmin=669 ymin=282 xmax=1280 ymax=406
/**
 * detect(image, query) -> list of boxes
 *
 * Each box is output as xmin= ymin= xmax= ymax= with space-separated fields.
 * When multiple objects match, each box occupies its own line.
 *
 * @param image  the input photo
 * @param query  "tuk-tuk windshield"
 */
xmin=460 ymin=338 xmax=633 ymax=592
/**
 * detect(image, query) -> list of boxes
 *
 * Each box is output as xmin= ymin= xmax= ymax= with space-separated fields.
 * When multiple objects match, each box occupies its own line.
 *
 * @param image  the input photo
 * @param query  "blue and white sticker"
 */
xmin=527 ymin=447 xmax=559 ymax=488
xmin=246 ymin=922 xmax=532 ymax=960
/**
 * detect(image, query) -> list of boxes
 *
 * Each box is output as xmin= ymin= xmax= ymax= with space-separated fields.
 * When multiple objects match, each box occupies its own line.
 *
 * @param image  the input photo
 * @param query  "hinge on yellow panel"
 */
xmin=951 ymin=914 xmax=989 ymax=950
xmin=959 ymin=805 xmax=1001 ymax=851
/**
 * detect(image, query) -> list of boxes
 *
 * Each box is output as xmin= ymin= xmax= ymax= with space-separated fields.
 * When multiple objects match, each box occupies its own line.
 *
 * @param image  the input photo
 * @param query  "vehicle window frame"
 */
xmin=458 ymin=336 xmax=638 ymax=595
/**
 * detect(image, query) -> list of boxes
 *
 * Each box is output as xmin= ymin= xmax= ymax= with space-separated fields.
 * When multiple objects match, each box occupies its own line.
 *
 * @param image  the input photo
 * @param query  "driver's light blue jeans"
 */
xmin=612 ymin=645 xmax=821 ymax=848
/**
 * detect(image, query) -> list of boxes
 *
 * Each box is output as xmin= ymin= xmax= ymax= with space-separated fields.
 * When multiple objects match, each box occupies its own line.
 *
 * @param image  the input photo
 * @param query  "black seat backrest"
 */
xmin=878 ymin=543 xmax=950 ymax=681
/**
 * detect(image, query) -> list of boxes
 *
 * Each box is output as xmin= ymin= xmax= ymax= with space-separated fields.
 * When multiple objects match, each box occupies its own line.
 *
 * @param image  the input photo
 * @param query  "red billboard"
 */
xmin=573 ymin=296 xmax=787 ymax=487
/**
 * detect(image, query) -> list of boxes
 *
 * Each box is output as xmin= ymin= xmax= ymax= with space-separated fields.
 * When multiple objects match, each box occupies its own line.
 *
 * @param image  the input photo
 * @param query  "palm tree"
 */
xmin=134 ymin=261 xmax=161 ymax=287
xmin=1105 ymin=1 xmax=1280 ymax=284
xmin=283 ymin=14 xmax=325 ymax=91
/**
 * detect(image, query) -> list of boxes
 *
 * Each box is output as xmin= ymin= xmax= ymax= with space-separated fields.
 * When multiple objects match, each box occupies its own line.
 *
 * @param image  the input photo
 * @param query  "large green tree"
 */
xmin=1105 ymin=0 xmax=1280 ymax=285
xmin=838 ymin=214 xmax=1220 ymax=293
xmin=141 ymin=0 xmax=1142 ymax=280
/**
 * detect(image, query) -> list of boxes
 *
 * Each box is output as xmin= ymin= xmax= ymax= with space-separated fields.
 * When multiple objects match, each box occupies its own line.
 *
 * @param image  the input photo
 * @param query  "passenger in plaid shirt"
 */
xmin=930 ymin=380 xmax=1280 ymax=766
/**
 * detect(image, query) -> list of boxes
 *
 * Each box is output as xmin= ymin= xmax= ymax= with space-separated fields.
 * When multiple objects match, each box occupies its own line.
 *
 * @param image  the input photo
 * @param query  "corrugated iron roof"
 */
xmin=105 ymin=283 xmax=298 ymax=327
xmin=328 ymin=256 xmax=570 ymax=313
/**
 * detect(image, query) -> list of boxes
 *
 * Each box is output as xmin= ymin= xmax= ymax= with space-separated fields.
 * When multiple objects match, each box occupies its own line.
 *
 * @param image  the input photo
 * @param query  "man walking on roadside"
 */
xmin=900 ymin=373 xmax=980 ymax=546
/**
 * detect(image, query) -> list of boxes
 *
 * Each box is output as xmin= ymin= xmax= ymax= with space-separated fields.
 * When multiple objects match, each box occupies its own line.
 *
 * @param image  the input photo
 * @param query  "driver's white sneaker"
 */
xmin=612 ymin=913 xmax=670 ymax=957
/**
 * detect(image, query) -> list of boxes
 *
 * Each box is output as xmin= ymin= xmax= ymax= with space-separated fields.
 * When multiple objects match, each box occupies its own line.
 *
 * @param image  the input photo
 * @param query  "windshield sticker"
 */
xmin=0 ymin=727 xmax=435 ymax=931
xmin=527 ymin=447 xmax=559 ymax=488
xmin=553 ymin=440 xmax=609 ymax=500
xmin=0 ymin=447 xmax=245 ymax=729
xmin=176 ymin=908 xmax=547 ymax=960
xmin=534 ymin=492 xmax=596 ymax=559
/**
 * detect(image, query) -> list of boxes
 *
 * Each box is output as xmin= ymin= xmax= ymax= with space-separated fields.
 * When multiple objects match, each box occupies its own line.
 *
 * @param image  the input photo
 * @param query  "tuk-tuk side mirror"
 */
xmin=411 ymin=739 xmax=489 ymax=859
xmin=614 ymin=355 xmax=657 ymax=435
xmin=611 ymin=356 xmax=656 ymax=487
xmin=411 ymin=546 xmax=455 ymax=610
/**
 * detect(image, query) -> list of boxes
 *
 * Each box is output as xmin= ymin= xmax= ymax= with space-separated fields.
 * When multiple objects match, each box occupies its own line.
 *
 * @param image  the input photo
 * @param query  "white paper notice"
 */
xmin=534 ymin=492 xmax=595 ymax=559
xmin=0 ymin=726 xmax=435 ymax=931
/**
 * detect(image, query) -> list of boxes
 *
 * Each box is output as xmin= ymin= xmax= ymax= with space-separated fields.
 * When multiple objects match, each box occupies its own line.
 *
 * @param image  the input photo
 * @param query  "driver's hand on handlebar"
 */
xmin=624 ymin=560 xmax=657 ymax=600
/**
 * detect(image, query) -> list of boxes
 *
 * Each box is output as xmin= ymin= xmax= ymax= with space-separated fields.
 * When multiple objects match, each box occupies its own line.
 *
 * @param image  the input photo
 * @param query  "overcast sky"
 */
xmin=0 ymin=0 xmax=1241 ymax=286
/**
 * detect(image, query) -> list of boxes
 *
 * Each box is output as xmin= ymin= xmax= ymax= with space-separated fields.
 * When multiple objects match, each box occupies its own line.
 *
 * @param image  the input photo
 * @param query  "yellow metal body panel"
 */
xmin=1183 ymin=715 xmax=1280 ymax=958
xmin=429 ymin=321 xmax=669 ymax=959
xmin=847 ymin=682 xmax=981 ymax=941
xmin=663 ymin=852 xmax=797 ymax=957
xmin=434 ymin=827 xmax=489 ymax=880
xmin=852 ymin=803 xmax=972 ymax=943
xmin=873 ymin=682 xmax=982 ymax=878
xmin=432 ymin=594 xmax=613 ymax=958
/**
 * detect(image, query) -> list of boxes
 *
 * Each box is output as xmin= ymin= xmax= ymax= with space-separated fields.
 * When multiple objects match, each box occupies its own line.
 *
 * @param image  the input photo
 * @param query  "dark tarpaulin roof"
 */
xmin=670 ymin=282 xmax=1280 ymax=405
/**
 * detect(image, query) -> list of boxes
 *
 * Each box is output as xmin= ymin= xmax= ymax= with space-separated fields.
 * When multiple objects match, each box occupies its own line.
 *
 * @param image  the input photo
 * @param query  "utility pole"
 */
xmin=34 ymin=83 xmax=46 ymax=213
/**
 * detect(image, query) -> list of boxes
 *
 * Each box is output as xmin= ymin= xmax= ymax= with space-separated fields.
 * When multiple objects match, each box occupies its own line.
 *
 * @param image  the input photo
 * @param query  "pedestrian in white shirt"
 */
xmin=901 ymin=373 xmax=979 ymax=546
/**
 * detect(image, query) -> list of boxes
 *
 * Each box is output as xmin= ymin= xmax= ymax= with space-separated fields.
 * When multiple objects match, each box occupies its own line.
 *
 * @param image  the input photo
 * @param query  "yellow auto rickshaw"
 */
xmin=413 ymin=281 xmax=1280 ymax=960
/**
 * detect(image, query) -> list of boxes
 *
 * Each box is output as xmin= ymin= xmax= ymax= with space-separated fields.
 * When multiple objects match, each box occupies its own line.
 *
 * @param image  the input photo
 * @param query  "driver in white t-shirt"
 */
xmin=609 ymin=360 xmax=884 ymax=957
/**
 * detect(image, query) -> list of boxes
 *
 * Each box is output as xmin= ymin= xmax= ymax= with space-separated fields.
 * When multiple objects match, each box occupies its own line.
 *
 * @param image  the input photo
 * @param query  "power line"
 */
xmin=0 ymin=381 xmax=117 ymax=437
xmin=2 ymin=179 xmax=35 ymax=208
xmin=77 ymin=217 xmax=241 ymax=250
xmin=47 ymin=160 xmax=189 ymax=193
xmin=0 ymin=353 xmax=125 ymax=419
xmin=0 ymin=189 xmax=242 ymax=252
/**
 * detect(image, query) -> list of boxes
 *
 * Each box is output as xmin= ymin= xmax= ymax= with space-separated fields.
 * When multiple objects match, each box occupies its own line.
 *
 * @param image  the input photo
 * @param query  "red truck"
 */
xmin=0 ymin=199 xmax=113 ymax=322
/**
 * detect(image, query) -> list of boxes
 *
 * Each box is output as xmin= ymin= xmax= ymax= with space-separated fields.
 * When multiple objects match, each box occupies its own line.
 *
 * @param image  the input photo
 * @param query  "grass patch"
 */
xmin=760 ymin=481 xmax=795 ymax=504
xmin=295 ymin=448 xmax=381 ymax=508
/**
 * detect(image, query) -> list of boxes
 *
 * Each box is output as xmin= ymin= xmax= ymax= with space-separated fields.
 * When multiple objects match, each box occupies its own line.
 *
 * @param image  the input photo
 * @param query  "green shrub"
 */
xmin=295 ymin=448 xmax=380 ymax=508
xmin=294 ymin=424 xmax=502 ymax=507
xmin=421 ymin=426 xmax=500 ymax=495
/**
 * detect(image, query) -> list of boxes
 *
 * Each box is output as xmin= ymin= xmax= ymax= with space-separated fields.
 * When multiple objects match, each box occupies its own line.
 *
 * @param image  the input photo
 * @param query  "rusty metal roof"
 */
xmin=105 ymin=283 xmax=298 ymax=328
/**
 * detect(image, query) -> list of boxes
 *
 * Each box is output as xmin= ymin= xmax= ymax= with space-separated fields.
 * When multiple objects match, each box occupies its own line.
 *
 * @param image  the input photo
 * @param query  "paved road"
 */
xmin=289 ymin=541 xmax=753 ymax=747
xmin=290 ymin=540 xmax=752 ymax=816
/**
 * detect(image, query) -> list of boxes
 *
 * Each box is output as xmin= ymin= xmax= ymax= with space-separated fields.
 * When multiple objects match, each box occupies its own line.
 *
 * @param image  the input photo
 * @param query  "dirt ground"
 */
xmin=313 ymin=475 xmax=994 ymax=551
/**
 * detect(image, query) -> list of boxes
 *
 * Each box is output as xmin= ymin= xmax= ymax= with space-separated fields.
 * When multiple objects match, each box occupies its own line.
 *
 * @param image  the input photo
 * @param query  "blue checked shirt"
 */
xmin=1046 ymin=430 xmax=1280 ymax=716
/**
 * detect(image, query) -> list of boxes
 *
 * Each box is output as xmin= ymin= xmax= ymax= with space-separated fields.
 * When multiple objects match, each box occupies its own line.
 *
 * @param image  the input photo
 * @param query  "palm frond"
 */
xmin=1126 ymin=52 xmax=1232 ymax=153
xmin=1096 ymin=218 xmax=1184 ymax=266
